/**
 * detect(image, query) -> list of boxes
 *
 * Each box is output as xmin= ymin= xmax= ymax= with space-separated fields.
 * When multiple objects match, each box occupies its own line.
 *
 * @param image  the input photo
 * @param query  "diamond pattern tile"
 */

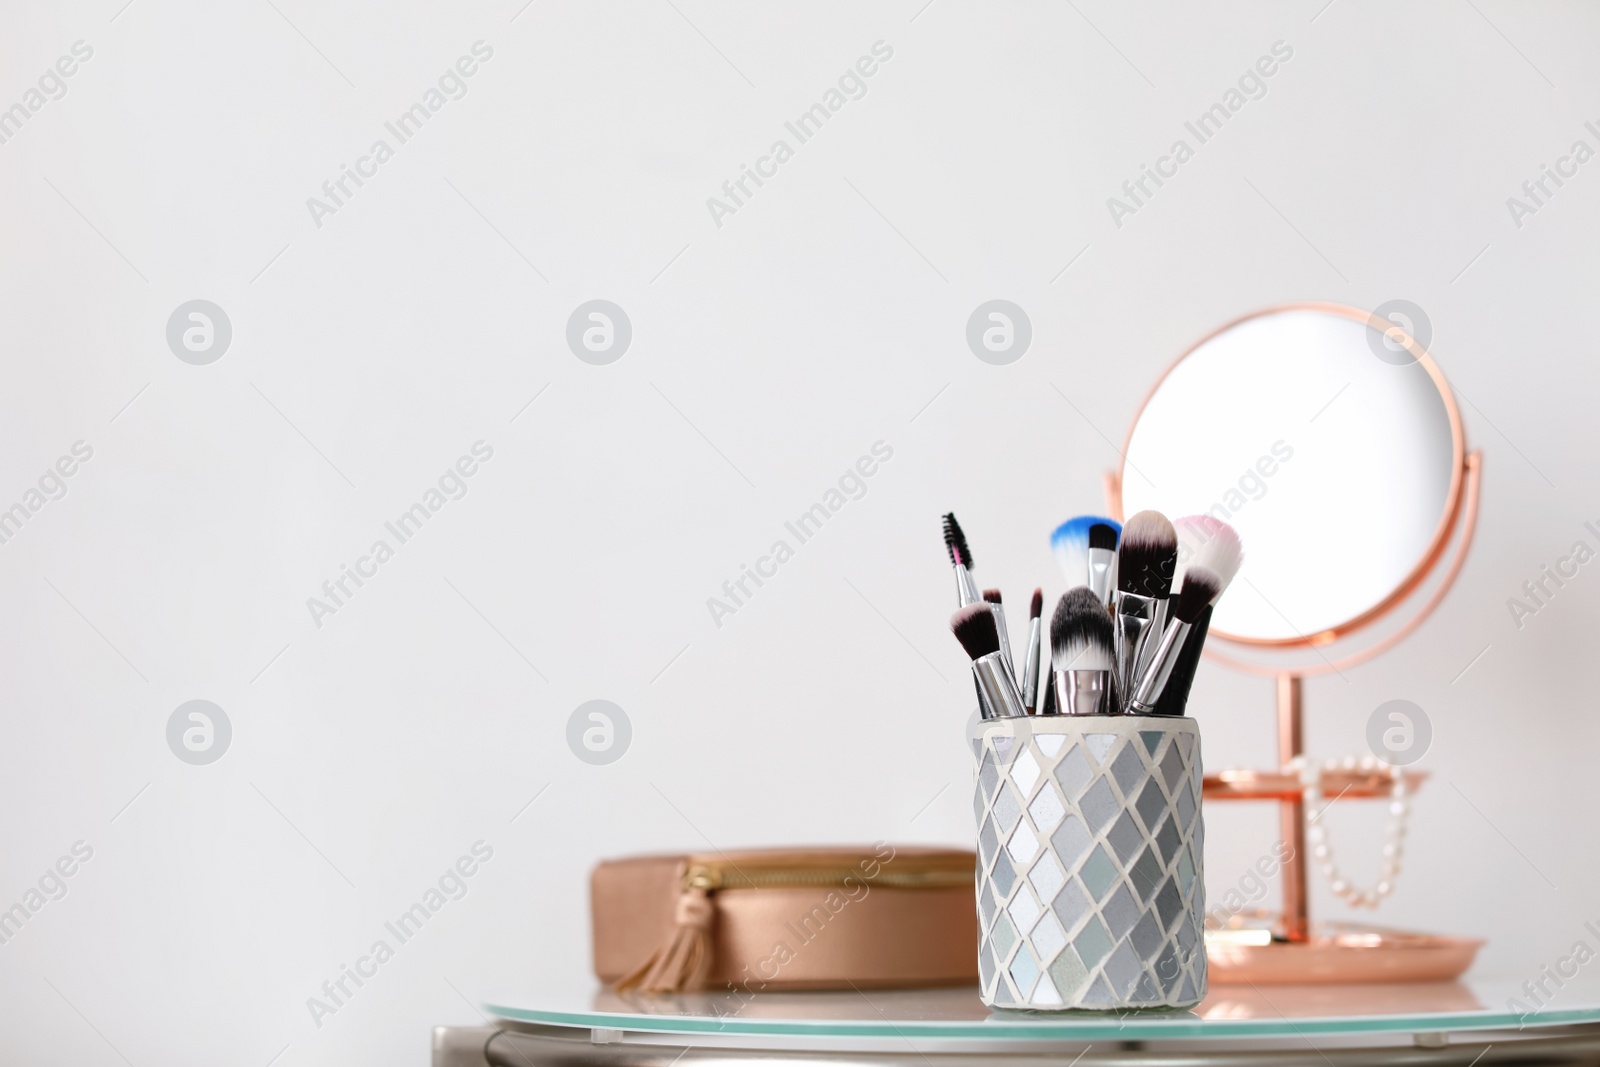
xmin=1130 ymin=911 xmax=1163 ymax=958
xmin=1154 ymin=815 xmax=1181 ymax=866
xmin=1006 ymin=820 xmax=1039 ymax=865
xmin=1048 ymin=945 xmax=1088 ymax=994
xmin=1176 ymin=782 xmax=1197 ymax=829
xmin=1079 ymin=844 xmax=1118 ymax=902
xmin=1008 ymin=944 xmax=1039 ymax=996
xmin=1007 ymin=884 xmax=1043 ymax=932
xmin=1030 ymin=910 xmax=1067 ymax=960
xmin=1129 ymin=847 xmax=1164 ymax=902
xmin=993 ymin=782 xmax=1023 ymax=833
xmin=1134 ymin=777 xmax=1167 ymax=832
xmin=1028 ymin=783 xmax=1066 ymax=832
xmin=1083 ymin=732 xmax=1117 ymax=764
xmin=990 ymin=851 xmax=1016 ymax=897
xmin=1103 ymin=941 xmax=1142 ymax=997
xmin=1108 ymin=744 xmax=1144 ymax=798
xmin=971 ymin=717 xmax=1206 ymax=1011
xmin=1159 ymin=742 xmax=1185 ymax=792
xmin=1102 ymin=884 xmax=1139 ymax=940
xmin=978 ymin=816 xmax=998 ymax=865
xmin=979 ymin=753 xmax=1000 ymax=801
xmin=1031 ymin=971 xmax=1062 ymax=1005
xmin=1073 ymin=914 xmax=1113 ymax=968
xmin=1051 ymin=878 xmax=1091 ymax=932
xmin=1079 ymin=778 xmax=1119 ymax=833
xmin=1010 ymin=748 xmax=1041 ymax=795
xmin=1054 ymin=747 xmax=1093 ymax=799
xmin=1106 ymin=810 xmax=1142 ymax=864
xmin=1028 ymin=851 xmax=1066 ymax=901
xmin=991 ymin=908 xmax=1017 ymax=959
xmin=1051 ymin=814 xmax=1092 ymax=869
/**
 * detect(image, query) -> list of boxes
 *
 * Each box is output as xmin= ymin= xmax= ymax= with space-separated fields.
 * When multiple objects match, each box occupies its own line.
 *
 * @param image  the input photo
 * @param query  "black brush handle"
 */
xmin=1153 ymin=605 xmax=1211 ymax=716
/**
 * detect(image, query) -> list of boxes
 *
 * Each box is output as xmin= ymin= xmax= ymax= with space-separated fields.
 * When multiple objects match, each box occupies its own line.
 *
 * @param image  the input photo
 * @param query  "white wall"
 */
xmin=2 ymin=0 xmax=1598 ymax=1062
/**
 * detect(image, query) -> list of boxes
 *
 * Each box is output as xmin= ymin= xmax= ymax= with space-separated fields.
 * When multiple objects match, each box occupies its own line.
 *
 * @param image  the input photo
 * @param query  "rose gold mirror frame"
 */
xmin=1106 ymin=301 xmax=1485 ymax=983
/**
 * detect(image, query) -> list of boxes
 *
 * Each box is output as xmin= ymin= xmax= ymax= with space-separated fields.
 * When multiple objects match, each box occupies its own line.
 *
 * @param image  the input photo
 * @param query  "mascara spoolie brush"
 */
xmin=1050 ymin=587 xmax=1116 ymax=716
xmin=951 ymin=603 xmax=1027 ymax=719
xmin=1022 ymin=588 xmax=1043 ymax=714
xmin=1115 ymin=511 xmax=1177 ymax=700
xmin=942 ymin=512 xmax=980 ymax=606
xmin=943 ymin=512 xmax=993 ymax=719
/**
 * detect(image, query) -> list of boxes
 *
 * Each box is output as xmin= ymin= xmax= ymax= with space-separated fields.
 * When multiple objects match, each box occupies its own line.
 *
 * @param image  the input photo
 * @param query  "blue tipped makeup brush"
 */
xmin=1050 ymin=516 xmax=1121 ymax=607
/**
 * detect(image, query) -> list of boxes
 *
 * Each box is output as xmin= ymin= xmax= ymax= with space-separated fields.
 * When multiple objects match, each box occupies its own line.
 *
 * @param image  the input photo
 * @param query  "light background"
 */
xmin=2 ymin=1 xmax=1599 ymax=1063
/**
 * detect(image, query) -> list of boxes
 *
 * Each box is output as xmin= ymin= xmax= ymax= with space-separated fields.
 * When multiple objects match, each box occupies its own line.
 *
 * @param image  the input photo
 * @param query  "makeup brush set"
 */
xmin=943 ymin=510 xmax=1243 ymax=720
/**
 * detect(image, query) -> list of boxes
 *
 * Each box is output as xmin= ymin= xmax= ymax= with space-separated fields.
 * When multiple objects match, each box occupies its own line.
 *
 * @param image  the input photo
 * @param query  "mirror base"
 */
xmin=1206 ymin=919 xmax=1483 ymax=984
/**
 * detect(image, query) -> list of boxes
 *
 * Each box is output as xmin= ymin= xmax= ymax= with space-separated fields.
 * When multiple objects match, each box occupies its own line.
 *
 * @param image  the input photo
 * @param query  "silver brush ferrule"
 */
xmin=954 ymin=565 xmax=980 ymax=607
xmin=1130 ymin=597 xmax=1171 ymax=691
xmin=973 ymin=652 xmax=1027 ymax=719
xmin=990 ymin=602 xmax=1014 ymax=677
xmin=1088 ymin=547 xmax=1115 ymax=608
xmin=1114 ymin=592 xmax=1157 ymax=704
xmin=1053 ymin=669 xmax=1114 ymax=716
xmin=1128 ymin=618 xmax=1191 ymax=714
xmin=1021 ymin=617 xmax=1042 ymax=712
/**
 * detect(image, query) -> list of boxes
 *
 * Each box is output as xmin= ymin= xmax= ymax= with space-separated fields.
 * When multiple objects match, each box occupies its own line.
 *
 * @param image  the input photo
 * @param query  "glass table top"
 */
xmin=483 ymin=981 xmax=1600 ymax=1042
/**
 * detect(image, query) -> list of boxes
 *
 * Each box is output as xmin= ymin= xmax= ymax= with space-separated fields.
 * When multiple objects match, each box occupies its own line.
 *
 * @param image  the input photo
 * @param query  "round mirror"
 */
xmin=1118 ymin=303 xmax=1464 ymax=645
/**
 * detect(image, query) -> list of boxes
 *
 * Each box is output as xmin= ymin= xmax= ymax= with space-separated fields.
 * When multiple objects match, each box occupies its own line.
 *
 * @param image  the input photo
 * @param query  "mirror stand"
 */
xmin=1105 ymin=452 xmax=1485 ymax=983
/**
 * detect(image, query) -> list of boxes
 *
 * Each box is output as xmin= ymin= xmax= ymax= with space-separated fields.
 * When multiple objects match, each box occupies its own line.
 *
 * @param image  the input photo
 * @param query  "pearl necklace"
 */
xmin=1288 ymin=754 xmax=1408 ymax=910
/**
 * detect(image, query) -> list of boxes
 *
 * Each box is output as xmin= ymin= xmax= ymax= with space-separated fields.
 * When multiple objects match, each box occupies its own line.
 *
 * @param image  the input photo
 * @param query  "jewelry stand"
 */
xmin=1105 ymin=450 xmax=1485 ymax=983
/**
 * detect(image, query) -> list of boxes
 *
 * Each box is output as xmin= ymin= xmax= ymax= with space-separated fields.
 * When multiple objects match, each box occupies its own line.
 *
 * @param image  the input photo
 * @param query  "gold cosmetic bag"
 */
xmin=591 ymin=844 xmax=978 ymax=993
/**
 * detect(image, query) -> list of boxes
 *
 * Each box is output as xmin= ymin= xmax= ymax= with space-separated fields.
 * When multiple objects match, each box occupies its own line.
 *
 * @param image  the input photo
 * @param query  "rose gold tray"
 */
xmin=1203 ymin=769 xmax=1427 ymax=801
xmin=1207 ymin=920 xmax=1483 ymax=984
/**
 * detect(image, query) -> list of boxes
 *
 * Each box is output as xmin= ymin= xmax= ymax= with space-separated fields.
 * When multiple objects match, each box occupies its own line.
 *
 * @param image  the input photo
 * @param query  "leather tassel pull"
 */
xmin=613 ymin=886 xmax=714 ymax=993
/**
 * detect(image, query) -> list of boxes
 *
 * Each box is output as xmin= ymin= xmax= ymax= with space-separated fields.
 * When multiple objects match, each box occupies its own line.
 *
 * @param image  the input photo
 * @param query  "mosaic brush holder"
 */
xmin=971 ymin=714 xmax=1207 ymax=1010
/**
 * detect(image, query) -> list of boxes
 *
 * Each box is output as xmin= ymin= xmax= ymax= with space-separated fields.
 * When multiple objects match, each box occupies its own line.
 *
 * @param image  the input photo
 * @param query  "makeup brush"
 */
xmin=942 ymin=512 xmax=980 ymax=606
xmin=1173 ymin=515 xmax=1244 ymax=592
xmin=1150 ymin=516 xmax=1244 ymax=716
xmin=1152 ymin=606 xmax=1210 ymax=717
xmin=982 ymin=588 xmax=1014 ymax=677
xmin=1050 ymin=587 xmax=1116 ymax=716
xmin=1050 ymin=516 xmax=1121 ymax=598
xmin=1021 ymin=588 xmax=1043 ymax=714
xmin=1127 ymin=567 xmax=1221 ymax=714
xmin=1114 ymin=511 xmax=1177 ymax=696
xmin=951 ymin=603 xmax=1026 ymax=720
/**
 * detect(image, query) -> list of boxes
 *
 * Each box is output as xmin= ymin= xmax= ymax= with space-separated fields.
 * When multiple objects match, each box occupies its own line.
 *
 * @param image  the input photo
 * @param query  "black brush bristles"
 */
xmin=1088 ymin=522 xmax=1119 ymax=552
xmin=950 ymin=602 xmax=1001 ymax=661
xmin=1172 ymin=566 xmax=1222 ymax=625
xmin=1117 ymin=510 xmax=1177 ymax=598
xmin=1050 ymin=587 xmax=1115 ymax=672
xmin=942 ymin=513 xmax=972 ymax=568
xmin=1029 ymin=588 xmax=1043 ymax=620
xmin=983 ymin=588 xmax=1003 ymax=606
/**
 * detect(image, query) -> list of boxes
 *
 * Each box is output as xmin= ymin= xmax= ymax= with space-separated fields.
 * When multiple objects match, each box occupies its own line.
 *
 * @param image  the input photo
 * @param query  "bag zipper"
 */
xmin=684 ymin=859 xmax=973 ymax=892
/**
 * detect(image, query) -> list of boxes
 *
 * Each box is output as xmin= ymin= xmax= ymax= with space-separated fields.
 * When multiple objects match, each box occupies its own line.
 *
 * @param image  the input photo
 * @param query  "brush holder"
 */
xmin=970 ymin=714 xmax=1206 ymax=1010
